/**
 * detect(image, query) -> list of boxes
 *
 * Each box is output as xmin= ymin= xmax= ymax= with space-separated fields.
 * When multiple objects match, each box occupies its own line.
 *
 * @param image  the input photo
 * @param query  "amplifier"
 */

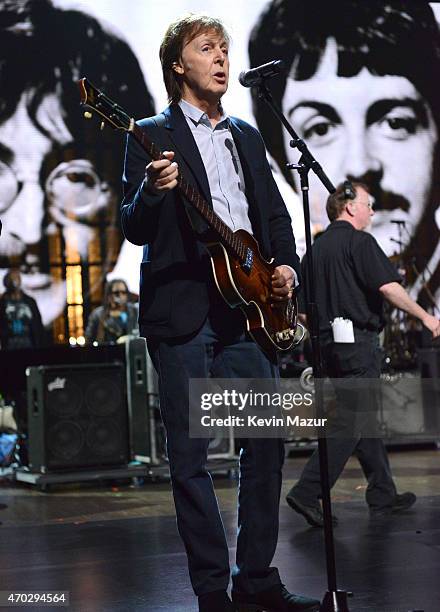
xmin=26 ymin=363 xmax=129 ymax=472
xmin=418 ymin=348 xmax=440 ymax=434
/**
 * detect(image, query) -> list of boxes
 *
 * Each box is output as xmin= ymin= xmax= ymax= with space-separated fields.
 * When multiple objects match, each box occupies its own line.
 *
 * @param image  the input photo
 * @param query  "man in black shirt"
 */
xmin=286 ymin=181 xmax=440 ymax=526
xmin=0 ymin=269 xmax=44 ymax=350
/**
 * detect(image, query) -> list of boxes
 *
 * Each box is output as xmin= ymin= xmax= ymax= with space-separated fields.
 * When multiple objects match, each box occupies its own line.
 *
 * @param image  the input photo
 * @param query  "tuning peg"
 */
xmin=83 ymin=111 xmax=93 ymax=119
xmin=100 ymin=121 xmax=105 ymax=131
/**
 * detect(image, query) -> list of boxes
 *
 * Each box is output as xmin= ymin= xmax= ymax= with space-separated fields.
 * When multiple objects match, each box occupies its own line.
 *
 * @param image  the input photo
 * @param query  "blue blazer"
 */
xmin=121 ymin=104 xmax=300 ymax=339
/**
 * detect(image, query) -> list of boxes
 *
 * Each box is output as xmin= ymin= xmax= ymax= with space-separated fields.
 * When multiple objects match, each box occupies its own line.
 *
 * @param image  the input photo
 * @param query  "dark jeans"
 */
xmin=146 ymin=305 xmax=284 ymax=596
xmin=289 ymin=331 xmax=396 ymax=510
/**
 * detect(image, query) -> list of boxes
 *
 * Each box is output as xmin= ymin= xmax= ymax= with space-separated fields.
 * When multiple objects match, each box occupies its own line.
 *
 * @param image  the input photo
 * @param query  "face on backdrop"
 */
xmin=45 ymin=158 xmax=112 ymax=260
xmin=281 ymin=39 xmax=438 ymax=254
xmin=0 ymin=92 xmax=113 ymax=325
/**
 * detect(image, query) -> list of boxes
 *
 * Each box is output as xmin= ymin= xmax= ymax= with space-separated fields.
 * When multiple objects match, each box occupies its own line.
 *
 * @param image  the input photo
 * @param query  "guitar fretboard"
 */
xmin=132 ymin=123 xmax=247 ymax=262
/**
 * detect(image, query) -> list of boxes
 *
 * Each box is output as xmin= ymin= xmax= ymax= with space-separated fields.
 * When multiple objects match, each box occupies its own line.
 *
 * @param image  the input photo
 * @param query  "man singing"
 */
xmin=121 ymin=13 xmax=320 ymax=612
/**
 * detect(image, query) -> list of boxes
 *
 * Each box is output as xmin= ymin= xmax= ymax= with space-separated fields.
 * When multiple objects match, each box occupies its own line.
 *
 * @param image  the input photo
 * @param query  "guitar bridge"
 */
xmin=242 ymin=248 xmax=254 ymax=273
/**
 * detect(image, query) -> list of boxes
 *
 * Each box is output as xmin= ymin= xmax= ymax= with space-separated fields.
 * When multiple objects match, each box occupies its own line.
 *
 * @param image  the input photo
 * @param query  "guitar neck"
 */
xmin=131 ymin=123 xmax=245 ymax=259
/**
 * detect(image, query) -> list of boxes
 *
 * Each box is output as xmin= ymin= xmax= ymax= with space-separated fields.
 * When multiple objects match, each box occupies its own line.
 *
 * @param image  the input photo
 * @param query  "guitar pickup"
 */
xmin=242 ymin=248 xmax=254 ymax=273
xmin=275 ymin=329 xmax=295 ymax=341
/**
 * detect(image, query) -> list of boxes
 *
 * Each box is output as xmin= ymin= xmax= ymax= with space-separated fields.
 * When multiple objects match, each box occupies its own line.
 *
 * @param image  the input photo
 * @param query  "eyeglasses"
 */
xmin=0 ymin=160 xmax=23 ymax=213
xmin=0 ymin=158 xmax=100 ymax=213
xmin=63 ymin=172 xmax=97 ymax=188
xmin=358 ymin=198 xmax=374 ymax=210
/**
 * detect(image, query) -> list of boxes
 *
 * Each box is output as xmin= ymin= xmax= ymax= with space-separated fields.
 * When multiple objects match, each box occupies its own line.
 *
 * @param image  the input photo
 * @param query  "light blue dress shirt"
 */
xmin=178 ymin=99 xmax=253 ymax=235
xmin=178 ymin=98 xmax=297 ymax=287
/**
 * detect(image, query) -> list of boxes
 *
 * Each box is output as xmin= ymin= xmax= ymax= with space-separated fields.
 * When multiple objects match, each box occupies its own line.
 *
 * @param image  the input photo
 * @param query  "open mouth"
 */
xmin=213 ymin=72 xmax=226 ymax=82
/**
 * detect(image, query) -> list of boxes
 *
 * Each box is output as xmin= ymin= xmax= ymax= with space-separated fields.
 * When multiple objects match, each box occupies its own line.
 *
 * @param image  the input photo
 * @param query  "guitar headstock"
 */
xmin=78 ymin=77 xmax=134 ymax=132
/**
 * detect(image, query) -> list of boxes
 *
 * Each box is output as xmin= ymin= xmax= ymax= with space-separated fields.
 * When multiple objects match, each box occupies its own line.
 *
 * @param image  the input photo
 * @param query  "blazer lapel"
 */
xmin=229 ymin=117 xmax=258 ymax=200
xmin=229 ymin=118 xmax=263 ymax=243
xmin=229 ymin=118 xmax=249 ymax=166
xmin=162 ymin=105 xmax=212 ymax=207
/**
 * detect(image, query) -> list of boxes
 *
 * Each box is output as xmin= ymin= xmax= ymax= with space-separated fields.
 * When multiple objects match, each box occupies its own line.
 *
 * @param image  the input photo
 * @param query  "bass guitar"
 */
xmin=78 ymin=77 xmax=301 ymax=354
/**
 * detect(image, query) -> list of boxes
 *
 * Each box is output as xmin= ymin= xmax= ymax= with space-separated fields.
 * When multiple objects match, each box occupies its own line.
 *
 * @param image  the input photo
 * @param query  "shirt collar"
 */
xmin=329 ymin=220 xmax=353 ymax=230
xmin=178 ymin=98 xmax=229 ymax=128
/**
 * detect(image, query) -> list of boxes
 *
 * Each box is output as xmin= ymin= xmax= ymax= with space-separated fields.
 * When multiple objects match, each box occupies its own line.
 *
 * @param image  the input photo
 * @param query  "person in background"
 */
xmin=286 ymin=181 xmax=440 ymax=527
xmin=0 ymin=269 xmax=45 ymax=349
xmin=85 ymin=278 xmax=138 ymax=344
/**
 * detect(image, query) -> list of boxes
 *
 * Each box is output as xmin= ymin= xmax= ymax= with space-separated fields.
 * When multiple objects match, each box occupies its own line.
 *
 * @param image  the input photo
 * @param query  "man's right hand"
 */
xmin=422 ymin=313 xmax=440 ymax=338
xmin=143 ymin=150 xmax=178 ymax=194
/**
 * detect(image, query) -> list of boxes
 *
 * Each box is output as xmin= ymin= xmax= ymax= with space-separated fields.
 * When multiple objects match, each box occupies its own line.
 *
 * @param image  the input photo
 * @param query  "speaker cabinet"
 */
xmin=26 ymin=363 xmax=129 ymax=472
xmin=418 ymin=348 xmax=440 ymax=433
xmin=124 ymin=337 xmax=154 ymax=463
xmin=129 ymin=344 xmax=236 ymax=463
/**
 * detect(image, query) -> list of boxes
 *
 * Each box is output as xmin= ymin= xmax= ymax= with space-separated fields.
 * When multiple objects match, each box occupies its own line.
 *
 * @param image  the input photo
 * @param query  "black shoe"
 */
xmin=370 ymin=491 xmax=417 ymax=517
xmin=286 ymin=492 xmax=338 ymax=528
xmin=392 ymin=492 xmax=417 ymax=512
xmin=198 ymin=589 xmax=235 ymax=612
xmin=232 ymin=584 xmax=320 ymax=611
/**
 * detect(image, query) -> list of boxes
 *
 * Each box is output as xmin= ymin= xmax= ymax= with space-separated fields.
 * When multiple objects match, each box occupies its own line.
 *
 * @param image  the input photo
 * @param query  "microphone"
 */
xmin=390 ymin=237 xmax=405 ymax=246
xmin=390 ymin=219 xmax=406 ymax=225
xmin=238 ymin=60 xmax=284 ymax=87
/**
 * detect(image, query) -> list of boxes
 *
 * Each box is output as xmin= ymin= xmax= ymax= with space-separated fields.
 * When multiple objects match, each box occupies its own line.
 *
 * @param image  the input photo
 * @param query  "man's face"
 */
xmin=7 ymin=269 xmax=22 ymax=291
xmin=109 ymin=282 xmax=128 ymax=309
xmin=0 ymin=92 xmax=72 ymax=324
xmin=176 ymin=29 xmax=229 ymax=106
xmin=45 ymin=159 xmax=111 ymax=260
xmin=348 ymin=187 xmax=375 ymax=231
xmin=0 ymin=92 xmax=112 ymax=326
xmin=281 ymin=39 xmax=438 ymax=254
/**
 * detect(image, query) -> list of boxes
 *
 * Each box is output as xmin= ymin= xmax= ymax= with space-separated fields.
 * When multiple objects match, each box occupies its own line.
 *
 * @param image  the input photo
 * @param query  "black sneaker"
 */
xmin=232 ymin=584 xmax=320 ymax=611
xmin=198 ymin=589 xmax=235 ymax=612
xmin=370 ymin=491 xmax=417 ymax=517
xmin=286 ymin=492 xmax=338 ymax=528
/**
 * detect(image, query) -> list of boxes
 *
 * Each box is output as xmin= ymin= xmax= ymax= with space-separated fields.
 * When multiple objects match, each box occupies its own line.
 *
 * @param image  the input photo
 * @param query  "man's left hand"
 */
xmin=271 ymin=265 xmax=295 ymax=302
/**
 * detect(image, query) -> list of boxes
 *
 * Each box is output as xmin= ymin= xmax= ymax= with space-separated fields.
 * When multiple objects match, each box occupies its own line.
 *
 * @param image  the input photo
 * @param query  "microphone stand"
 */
xmin=256 ymin=80 xmax=350 ymax=612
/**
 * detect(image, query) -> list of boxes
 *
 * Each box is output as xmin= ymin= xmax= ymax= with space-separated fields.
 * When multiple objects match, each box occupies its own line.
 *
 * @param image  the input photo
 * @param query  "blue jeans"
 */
xmin=146 ymin=306 xmax=285 ymax=596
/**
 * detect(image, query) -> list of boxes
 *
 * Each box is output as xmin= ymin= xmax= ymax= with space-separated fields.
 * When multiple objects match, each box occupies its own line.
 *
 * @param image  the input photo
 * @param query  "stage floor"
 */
xmin=0 ymin=448 xmax=439 ymax=611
